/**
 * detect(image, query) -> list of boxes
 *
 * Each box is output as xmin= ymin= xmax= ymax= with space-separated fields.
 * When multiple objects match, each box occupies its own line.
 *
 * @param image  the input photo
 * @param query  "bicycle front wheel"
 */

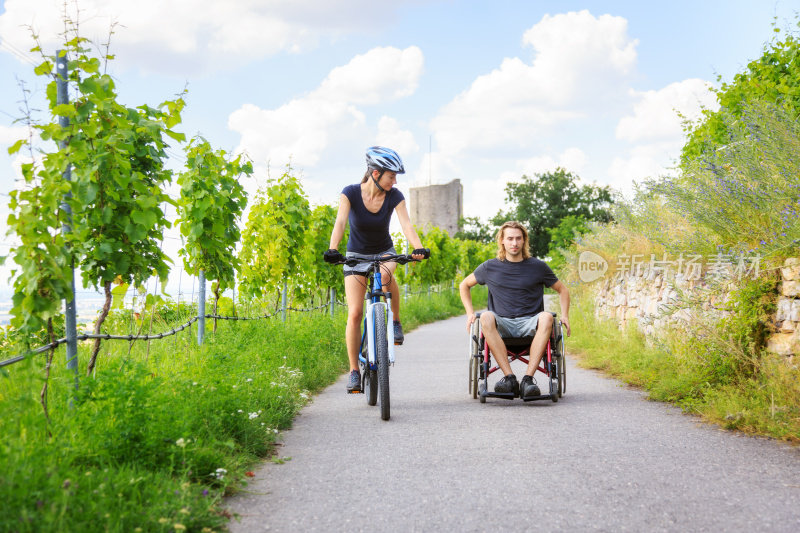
xmin=374 ymin=306 xmax=390 ymax=420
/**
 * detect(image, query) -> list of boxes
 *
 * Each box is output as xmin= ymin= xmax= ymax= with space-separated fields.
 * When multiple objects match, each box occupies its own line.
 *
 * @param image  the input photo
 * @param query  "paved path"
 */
xmin=227 ymin=314 xmax=800 ymax=532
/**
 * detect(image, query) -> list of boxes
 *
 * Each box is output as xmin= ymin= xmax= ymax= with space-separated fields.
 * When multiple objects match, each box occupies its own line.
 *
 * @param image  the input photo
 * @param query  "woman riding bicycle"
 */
xmin=323 ymin=146 xmax=429 ymax=393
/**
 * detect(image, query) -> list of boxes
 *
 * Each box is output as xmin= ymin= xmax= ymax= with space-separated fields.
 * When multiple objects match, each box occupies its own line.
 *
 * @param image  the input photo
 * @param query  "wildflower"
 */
xmin=158 ymin=518 xmax=169 ymax=524
xmin=237 ymin=409 xmax=243 ymax=413
xmin=174 ymin=524 xmax=186 ymax=531
xmin=181 ymin=482 xmax=191 ymax=490
xmin=246 ymin=378 xmax=253 ymax=382
xmin=179 ymin=508 xmax=190 ymax=515
xmin=202 ymin=489 xmax=209 ymax=497
xmin=62 ymin=479 xmax=71 ymax=489
xmin=85 ymin=471 xmax=92 ymax=476
xmin=202 ymin=528 xmax=214 ymax=533
xmin=193 ymin=382 xmax=198 ymax=386
xmin=212 ymin=468 xmax=227 ymax=480
xmin=245 ymin=471 xmax=255 ymax=477
xmin=248 ymin=412 xmax=259 ymax=419
xmin=176 ymin=438 xmax=186 ymax=448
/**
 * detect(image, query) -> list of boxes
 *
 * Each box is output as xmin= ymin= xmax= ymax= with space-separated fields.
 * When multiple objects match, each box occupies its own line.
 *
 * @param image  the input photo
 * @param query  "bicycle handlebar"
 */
xmin=333 ymin=253 xmax=422 ymax=267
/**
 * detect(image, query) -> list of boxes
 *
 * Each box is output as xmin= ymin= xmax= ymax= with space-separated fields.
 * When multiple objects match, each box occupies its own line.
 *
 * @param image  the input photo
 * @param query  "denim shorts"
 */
xmin=494 ymin=314 xmax=540 ymax=338
xmin=343 ymin=247 xmax=397 ymax=277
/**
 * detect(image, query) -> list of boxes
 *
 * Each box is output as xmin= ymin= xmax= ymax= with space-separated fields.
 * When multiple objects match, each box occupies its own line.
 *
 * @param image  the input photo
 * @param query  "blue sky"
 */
xmin=0 ymin=0 xmax=799 ymax=300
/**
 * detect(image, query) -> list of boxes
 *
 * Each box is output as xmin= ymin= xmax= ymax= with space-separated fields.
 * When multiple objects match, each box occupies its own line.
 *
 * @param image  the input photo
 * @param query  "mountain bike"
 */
xmin=335 ymin=253 xmax=418 ymax=421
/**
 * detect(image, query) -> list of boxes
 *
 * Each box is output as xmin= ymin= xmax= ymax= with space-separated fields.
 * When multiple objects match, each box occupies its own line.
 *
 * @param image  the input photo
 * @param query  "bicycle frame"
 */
xmin=333 ymin=252 xmax=418 ymax=419
xmin=361 ymin=260 xmax=395 ymax=367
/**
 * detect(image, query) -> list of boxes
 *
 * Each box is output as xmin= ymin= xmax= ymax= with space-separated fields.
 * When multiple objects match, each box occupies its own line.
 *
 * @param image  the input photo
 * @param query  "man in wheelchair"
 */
xmin=459 ymin=221 xmax=570 ymax=399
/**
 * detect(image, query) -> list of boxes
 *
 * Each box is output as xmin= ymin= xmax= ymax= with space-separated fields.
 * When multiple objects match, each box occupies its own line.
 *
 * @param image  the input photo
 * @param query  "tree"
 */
xmin=546 ymin=214 xmax=590 ymax=273
xmin=8 ymin=33 xmax=185 ymax=374
xmin=681 ymin=22 xmax=800 ymax=162
xmin=492 ymin=168 xmax=613 ymax=257
xmin=454 ymin=216 xmax=495 ymax=244
xmin=301 ymin=204 xmax=344 ymax=304
xmin=238 ymin=166 xmax=311 ymax=306
xmin=176 ymin=137 xmax=252 ymax=322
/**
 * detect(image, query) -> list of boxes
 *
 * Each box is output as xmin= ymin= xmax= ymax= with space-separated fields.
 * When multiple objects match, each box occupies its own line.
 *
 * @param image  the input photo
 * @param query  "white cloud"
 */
xmin=229 ymin=46 xmax=423 ymax=171
xmin=376 ymin=116 xmax=419 ymax=159
xmin=616 ymin=79 xmax=718 ymax=142
xmin=431 ymin=10 xmax=638 ymax=157
xmin=0 ymin=125 xmax=28 ymax=145
xmin=523 ymin=10 xmax=638 ymax=104
xmin=229 ymin=100 xmax=365 ymax=169
xmin=607 ymin=142 xmax=681 ymax=193
xmin=513 ymin=147 xmax=587 ymax=178
xmin=608 ymin=78 xmax=718 ymax=193
xmin=316 ymin=46 xmax=423 ymax=105
xmin=464 ymin=176 xmax=514 ymax=220
xmin=0 ymin=0 xmax=418 ymax=75
xmin=411 ymin=151 xmax=459 ymax=188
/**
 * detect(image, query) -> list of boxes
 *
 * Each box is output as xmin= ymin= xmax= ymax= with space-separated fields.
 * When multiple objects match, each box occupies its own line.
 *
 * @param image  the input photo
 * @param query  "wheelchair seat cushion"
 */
xmin=501 ymin=336 xmax=534 ymax=349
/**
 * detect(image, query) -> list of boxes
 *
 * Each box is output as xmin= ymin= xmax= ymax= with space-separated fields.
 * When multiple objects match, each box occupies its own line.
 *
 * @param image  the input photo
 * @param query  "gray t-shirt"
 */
xmin=473 ymin=258 xmax=558 ymax=318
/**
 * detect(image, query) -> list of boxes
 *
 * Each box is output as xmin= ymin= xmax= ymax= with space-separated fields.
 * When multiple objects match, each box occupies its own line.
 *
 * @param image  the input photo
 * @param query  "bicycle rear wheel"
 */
xmin=374 ymin=306 xmax=390 ymax=420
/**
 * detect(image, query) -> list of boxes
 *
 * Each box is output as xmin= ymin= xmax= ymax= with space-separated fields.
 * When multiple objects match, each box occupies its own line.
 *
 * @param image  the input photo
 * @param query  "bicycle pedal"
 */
xmin=348 ymin=389 xmax=364 ymax=394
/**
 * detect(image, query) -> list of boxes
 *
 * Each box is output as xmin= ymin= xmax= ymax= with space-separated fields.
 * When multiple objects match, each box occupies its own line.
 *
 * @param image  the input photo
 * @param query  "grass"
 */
xmin=568 ymin=290 xmax=800 ymax=443
xmin=0 ymin=285 xmax=485 ymax=532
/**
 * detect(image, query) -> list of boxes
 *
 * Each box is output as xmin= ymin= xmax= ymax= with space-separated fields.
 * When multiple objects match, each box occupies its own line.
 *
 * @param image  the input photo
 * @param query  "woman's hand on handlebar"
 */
xmin=411 ymin=248 xmax=430 ymax=260
xmin=323 ymin=248 xmax=345 ymax=264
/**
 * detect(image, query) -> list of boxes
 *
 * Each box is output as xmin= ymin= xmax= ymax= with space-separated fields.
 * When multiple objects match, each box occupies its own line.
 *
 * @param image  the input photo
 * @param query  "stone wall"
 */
xmin=769 ymin=258 xmax=800 ymax=357
xmin=409 ymin=179 xmax=462 ymax=236
xmin=593 ymin=257 xmax=800 ymax=359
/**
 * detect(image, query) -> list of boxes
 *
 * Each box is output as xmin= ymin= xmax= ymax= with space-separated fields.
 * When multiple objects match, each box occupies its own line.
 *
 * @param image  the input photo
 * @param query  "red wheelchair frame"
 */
xmin=468 ymin=311 xmax=566 ymax=403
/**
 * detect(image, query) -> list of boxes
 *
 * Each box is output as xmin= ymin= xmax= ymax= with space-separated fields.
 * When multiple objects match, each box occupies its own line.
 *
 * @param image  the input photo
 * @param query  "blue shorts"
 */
xmin=494 ymin=314 xmax=540 ymax=338
xmin=343 ymin=247 xmax=397 ymax=277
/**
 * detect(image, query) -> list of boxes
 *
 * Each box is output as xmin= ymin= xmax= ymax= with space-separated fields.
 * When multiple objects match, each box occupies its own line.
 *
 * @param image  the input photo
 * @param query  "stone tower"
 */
xmin=409 ymin=179 xmax=463 ymax=236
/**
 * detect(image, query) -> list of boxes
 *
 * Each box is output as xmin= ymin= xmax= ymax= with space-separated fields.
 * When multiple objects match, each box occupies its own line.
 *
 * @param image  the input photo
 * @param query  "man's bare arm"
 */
xmin=551 ymin=280 xmax=571 ymax=337
xmin=459 ymin=273 xmax=479 ymax=330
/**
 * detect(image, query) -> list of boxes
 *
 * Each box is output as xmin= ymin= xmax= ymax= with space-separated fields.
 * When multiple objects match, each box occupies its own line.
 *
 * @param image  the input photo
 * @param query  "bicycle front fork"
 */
xmin=364 ymin=300 xmax=395 ymax=365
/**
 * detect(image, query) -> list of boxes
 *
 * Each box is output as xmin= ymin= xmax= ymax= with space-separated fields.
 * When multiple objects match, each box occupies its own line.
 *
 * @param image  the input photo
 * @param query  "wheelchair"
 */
xmin=468 ymin=311 xmax=566 ymax=403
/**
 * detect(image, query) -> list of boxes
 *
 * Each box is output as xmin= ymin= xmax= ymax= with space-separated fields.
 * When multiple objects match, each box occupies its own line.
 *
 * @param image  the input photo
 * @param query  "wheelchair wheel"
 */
xmin=551 ymin=322 xmax=565 ymax=397
xmin=478 ymin=382 xmax=486 ymax=403
xmin=469 ymin=356 xmax=478 ymax=399
xmin=468 ymin=320 xmax=480 ymax=399
xmin=558 ymin=339 xmax=566 ymax=396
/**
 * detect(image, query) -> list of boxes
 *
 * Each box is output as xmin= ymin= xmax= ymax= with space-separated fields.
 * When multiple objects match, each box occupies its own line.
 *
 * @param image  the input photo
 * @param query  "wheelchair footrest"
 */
xmin=521 ymin=393 xmax=554 ymax=402
xmin=480 ymin=390 xmax=516 ymax=400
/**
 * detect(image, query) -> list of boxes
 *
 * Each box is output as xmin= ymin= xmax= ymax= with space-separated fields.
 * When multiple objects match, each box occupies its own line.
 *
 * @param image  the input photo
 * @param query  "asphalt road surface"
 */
xmin=226 ymin=314 xmax=800 ymax=532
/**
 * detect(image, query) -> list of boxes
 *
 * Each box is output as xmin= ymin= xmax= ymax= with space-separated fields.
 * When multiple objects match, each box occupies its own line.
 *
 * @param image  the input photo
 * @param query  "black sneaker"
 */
xmin=346 ymin=370 xmax=361 ymax=393
xmin=520 ymin=375 xmax=540 ymax=398
xmin=393 ymin=321 xmax=404 ymax=345
xmin=494 ymin=374 xmax=519 ymax=396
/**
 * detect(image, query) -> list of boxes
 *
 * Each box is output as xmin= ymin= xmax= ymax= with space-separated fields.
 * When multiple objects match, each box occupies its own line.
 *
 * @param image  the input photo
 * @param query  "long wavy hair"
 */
xmin=495 ymin=221 xmax=531 ymax=261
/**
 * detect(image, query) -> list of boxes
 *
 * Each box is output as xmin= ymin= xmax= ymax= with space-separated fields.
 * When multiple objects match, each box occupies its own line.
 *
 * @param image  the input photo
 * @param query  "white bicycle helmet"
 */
xmin=365 ymin=146 xmax=405 ymax=174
